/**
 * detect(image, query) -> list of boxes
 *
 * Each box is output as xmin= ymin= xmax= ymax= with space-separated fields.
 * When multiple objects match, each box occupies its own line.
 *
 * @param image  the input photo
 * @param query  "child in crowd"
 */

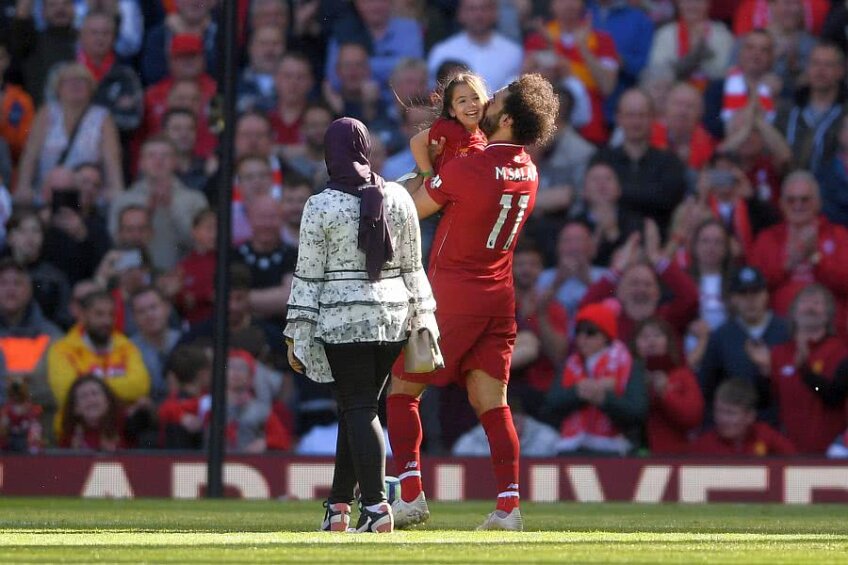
xmin=173 ymin=208 xmax=216 ymax=325
xmin=0 ymin=376 xmax=43 ymax=452
xmin=632 ymin=318 xmax=703 ymax=454
xmin=59 ymin=375 xmax=125 ymax=451
xmin=158 ymin=345 xmax=211 ymax=449
xmin=690 ymin=377 xmax=796 ymax=456
xmin=409 ymin=72 xmax=489 ymax=178
xmin=224 ymin=349 xmax=290 ymax=453
xmin=545 ymin=301 xmax=647 ymax=456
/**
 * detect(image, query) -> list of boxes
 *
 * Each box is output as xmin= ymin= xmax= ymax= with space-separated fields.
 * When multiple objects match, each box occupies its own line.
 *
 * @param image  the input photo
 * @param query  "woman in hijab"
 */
xmin=285 ymin=118 xmax=437 ymax=533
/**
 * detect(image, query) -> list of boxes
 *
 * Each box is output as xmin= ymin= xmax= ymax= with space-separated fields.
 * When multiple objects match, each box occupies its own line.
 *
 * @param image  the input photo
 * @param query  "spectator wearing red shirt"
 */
xmin=174 ymin=208 xmax=215 ymax=325
xmin=651 ymin=82 xmax=716 ymax=171
xmin=512 ymin=240 xmax=569 ymax=418
xmin=733 ymin=0 xmax=829 ymax=37
xmin=269 ymin=52 xmax=314 ymax=147
xmin=158 ymin=344 xmax=211 ymax=449
xmin=718 ymin=106 xmax=791 ymax=210
xmin=690 ymin=377 xmax=796 ymax=456
xmin=140 ymin=34 xmax=218 ymax=162
xmin=768 ymin=285 xmax=848 ymax=454
xmin=749 ymin=171 xmax=848 ymax=327
xmin=634 ymin=318 xmax=703 ymax=455
xmin=524 ymin=0 xmax=619 ymax=144
xmin=580 ymin=225 xmax=700 ymax=344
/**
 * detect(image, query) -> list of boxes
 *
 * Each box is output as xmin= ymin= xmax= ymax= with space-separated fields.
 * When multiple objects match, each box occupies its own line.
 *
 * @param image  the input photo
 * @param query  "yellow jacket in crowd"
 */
xmin=47 ymin=325 xmax=151 ymax=411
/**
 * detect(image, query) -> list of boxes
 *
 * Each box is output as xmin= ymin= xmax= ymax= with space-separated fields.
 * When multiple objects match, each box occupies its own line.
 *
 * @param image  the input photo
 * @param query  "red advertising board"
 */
xmin=1 ymin=454 xmax=847 ymax=503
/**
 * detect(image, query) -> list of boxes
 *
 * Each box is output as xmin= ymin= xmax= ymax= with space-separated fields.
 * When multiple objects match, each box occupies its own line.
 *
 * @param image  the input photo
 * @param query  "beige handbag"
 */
xmin=404 ymin=328 xmax=445 ymax=373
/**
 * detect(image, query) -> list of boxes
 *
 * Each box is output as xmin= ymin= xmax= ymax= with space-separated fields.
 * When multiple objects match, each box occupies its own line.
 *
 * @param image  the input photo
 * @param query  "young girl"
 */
xmin=409 ymin=72 xmax=489 ymax=178
xmin=632 ymin=318 xmax=703 ymax=455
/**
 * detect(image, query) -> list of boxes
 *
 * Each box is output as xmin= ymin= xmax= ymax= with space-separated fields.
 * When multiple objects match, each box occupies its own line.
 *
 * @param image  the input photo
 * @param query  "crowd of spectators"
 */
xmin=0 ymin=0 xmax=847 ymax=460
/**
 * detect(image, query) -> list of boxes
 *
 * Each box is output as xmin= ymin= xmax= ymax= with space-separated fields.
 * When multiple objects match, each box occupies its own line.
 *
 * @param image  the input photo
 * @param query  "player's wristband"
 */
xmin=419 ymin=170 xmax=434 ymax=178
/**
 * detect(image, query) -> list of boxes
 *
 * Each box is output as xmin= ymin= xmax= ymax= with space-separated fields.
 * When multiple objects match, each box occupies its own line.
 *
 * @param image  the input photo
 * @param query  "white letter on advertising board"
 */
xmin=172 ymin=463 xmax=270 ymax=499
xmin=784 ymin=467 xmax=848 ymax=504
xmin=435 ymin=464 xmax=464 ymax=501
xmin=679 ymin=466 xmax=768 ymax=503
xmin=632 ymin=466 xmax=673 ymax=503
xmin=530 ymin=465 xmax=559 ymax=502
xmin=566 ymin=465 xmax=604 ymax=502
xmin=81 ymin=462 xmax=134 ymax=498
xmin=287 ymin=463 xmax=334 ymax=500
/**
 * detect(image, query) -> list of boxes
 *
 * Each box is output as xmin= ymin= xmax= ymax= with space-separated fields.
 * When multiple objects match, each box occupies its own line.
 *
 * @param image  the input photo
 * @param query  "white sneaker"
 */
xmin=391 ymin=492 xmax=430 ymax=529
xmin=476 ymin=508 xmax=523 ymax=531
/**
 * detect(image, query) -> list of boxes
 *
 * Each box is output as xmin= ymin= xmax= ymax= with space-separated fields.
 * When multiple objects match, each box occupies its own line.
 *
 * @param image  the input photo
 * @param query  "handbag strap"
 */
xmin=57 ymin=105 xmax=91 ymax=166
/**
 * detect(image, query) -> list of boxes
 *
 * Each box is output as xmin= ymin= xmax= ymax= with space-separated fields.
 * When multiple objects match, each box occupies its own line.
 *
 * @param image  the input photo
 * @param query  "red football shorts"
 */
xmin=393 ymin=314 xmax=517 ymax=386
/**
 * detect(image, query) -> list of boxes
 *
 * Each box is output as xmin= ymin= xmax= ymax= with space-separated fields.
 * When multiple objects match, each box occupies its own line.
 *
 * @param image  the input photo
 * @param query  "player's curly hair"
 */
xmin=503 ymin=74 xmax=559 ymax=146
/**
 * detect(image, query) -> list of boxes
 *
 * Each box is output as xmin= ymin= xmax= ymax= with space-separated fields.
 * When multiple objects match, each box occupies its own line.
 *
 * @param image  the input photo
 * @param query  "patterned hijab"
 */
xmin=324 ymin=117 xmax=394 ymax=281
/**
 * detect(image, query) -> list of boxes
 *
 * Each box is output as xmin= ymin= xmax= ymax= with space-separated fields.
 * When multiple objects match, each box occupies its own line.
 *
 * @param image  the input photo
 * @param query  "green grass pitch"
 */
xmin=0 ymin=498 xmax=846 ymax=563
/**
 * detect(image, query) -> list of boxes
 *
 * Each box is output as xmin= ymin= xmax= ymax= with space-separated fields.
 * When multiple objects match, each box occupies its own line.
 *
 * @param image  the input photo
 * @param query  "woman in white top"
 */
xmin=16 ymin=63 xmax=123 ymax=206
xmin=285 ymin=117 xmax=436 ymax=533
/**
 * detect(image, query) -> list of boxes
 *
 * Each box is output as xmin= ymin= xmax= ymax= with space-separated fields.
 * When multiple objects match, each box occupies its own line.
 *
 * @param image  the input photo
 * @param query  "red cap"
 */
xmin=170 ymin=34 xmax=204 ymax=57
xmin=227 ymin=349 xmax=256 ymax=377
xmin=575 ymin=302 xmax=618 ymax=340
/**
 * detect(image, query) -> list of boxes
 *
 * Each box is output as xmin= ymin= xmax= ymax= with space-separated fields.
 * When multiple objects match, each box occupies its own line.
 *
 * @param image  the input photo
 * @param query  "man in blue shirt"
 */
xmin=588 ymin=0 xmax=654 ymax=119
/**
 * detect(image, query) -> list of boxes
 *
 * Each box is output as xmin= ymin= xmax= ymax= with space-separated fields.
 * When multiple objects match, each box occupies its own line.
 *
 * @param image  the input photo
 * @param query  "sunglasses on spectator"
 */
xmin=575 ymin=323 xmax=601 ymax=337
xmin=784 ymin=195 xmax=813 ymax=205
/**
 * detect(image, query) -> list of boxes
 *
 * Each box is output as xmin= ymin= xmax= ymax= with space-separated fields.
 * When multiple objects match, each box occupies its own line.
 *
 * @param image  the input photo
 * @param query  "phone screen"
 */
xmin=51 ymin=190 xmax=81 ymax=213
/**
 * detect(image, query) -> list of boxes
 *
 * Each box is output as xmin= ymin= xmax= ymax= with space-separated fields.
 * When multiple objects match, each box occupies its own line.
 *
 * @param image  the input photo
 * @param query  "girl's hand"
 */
xmin=286 ymin=340 xmax=304 ymax=374
xmin=428 ymin=137 xmax=446 ymax=161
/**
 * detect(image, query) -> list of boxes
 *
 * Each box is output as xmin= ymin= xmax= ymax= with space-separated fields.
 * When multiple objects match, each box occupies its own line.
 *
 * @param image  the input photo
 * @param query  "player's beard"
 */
xmin=480 ymin=108 xmax=502 ymax=138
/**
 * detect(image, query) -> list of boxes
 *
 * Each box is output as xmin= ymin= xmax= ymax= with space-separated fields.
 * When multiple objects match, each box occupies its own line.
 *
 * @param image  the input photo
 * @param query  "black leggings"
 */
xmin=323 ymin=340 xmax=404 ymax=506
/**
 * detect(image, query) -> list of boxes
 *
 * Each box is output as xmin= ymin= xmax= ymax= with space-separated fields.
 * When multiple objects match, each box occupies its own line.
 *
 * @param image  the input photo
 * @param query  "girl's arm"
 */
xmin=410 ymin=127 xmax=433 ymax=175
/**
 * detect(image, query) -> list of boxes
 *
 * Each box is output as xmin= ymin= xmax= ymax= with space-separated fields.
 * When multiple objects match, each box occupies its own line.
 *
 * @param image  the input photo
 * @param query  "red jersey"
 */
xmin=426 ymin=143 xmax=538 ymax=317
xmin=689 ymin=422 xmax=796 ymax=456
xmin=518 ymin=300 xmax=568 ymax=392
xmin=749 ymin=217 xmax=848 ymax=325
xmin=429 ymin=117 xmax=487 ymax=173
xmin=770 ymin=336 xmax=848 ymax=454
xmin=176 ymin=250 xmax=216 ymax=324
xmin=269 ymin=109 xmax=304 ymax=146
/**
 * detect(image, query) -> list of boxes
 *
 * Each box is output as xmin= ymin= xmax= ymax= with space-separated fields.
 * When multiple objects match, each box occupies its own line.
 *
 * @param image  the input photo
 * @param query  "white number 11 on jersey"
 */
xmin=486 ymin=193 xmax=530 ymax=250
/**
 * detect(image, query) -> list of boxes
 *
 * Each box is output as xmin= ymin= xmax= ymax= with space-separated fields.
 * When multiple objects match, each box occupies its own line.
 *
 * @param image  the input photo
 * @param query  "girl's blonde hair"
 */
xmin=46 ymin=63 xmax=96 ymax=102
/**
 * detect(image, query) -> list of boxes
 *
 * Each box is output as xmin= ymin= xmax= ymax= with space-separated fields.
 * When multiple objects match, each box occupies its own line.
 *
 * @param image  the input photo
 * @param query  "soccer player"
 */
xmin=387 ymin=74 xmax=559 ymax=531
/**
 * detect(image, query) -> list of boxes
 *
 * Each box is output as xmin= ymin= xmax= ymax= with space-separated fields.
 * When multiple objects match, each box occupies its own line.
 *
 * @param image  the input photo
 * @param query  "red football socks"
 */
xmin=387 ymin=394 xmax=424 ymax=502
xmin=480 ymin=405 xmax=521 ymax=513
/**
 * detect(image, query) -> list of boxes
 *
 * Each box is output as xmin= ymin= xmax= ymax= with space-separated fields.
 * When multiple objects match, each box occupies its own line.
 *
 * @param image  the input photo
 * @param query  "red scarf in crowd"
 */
xmin=559 ymin=341 xmax=632 ymax=445
xmin=677 ymin=21 xmax=711 ymax=89
xmin=78 ymin=50 xmax=116 ymax=83
xmin=709 ymin=196 xmax=754 ymax=258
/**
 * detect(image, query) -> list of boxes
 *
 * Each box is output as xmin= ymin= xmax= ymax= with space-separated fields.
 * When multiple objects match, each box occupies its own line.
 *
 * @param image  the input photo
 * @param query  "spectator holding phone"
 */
xmin=633 ymin=317 xmax=703 ymax=455
xmin=42 ymin=165 xmax=112 ymax=286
